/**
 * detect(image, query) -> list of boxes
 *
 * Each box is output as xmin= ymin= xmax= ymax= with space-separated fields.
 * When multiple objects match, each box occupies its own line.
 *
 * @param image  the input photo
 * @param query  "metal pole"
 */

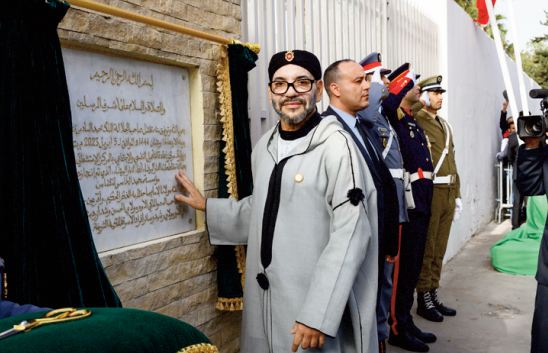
xmin=485 ymin=0 xmax=519 ymax=120
xmin=506 ymin=0 xmax=530 ymax=115
xmin=68 ymin=0 xmax=235 ymax=46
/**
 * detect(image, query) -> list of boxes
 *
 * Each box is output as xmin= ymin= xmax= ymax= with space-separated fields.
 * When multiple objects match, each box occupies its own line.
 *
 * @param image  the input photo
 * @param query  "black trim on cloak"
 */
xmin=260 ymin=121 xmax=364 ymax=277
xmin=278 ymin=111 xmax=321 ymax=140
xmin=260 ymin=158 xmax=289 ymax=270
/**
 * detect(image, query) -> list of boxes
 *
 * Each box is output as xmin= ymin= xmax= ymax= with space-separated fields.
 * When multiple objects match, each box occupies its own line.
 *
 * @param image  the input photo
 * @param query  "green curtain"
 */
xmin=215 ymin=44 xmax=257 ymax=308
xmin=491 ymin=195 xmax=548 ymax=275
xmin=0 ymin=0 xmax=121 ymax=308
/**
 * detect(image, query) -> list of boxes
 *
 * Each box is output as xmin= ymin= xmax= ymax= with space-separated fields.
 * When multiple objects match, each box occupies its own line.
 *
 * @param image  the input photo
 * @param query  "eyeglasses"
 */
xmin=268 ymin=79 xmax=315 ymax=95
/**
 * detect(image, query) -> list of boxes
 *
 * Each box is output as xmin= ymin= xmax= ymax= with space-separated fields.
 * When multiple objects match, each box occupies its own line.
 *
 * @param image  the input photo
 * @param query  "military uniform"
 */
xmin=373 ymin=66 xmax=437 ymax=352
xmin=415 ymin=76 xmax=460 ymax=322
xmin=390 ymin=106 xmax=435 ymax=342
xmin=358 ymin=53 xmax=407 ymax=349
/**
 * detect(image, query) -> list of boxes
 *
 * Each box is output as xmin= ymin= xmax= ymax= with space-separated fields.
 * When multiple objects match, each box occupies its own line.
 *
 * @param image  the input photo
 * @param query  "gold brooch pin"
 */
xmin=285 ymin=50 xmax=295 ymax=62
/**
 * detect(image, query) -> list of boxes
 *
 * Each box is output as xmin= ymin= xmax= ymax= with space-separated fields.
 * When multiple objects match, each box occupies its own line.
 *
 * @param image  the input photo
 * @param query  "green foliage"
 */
xmin=454 ymin=2 xmax=546 ymax=87
xmin=521 ymin=11 xmax=548 ymax=88
xmin=453 ymin=0 xmax=514 ymax=58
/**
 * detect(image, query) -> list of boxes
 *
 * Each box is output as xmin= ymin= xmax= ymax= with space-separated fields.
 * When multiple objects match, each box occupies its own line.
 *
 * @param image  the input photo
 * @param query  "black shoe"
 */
xmin=417 ymin=291 xmax=444 ymax=322
xmin=389 ymin=330 xmax=429 ymax=352
xmin=408 ymin=320 xmax=437 ymax=343
xmin=430 ymin=288 xmax=457 ymax=316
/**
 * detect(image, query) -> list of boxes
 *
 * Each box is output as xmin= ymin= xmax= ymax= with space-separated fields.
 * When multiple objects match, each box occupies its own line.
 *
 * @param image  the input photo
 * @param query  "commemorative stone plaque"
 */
xmin=63 ymin=48 xmax=195 ymax=252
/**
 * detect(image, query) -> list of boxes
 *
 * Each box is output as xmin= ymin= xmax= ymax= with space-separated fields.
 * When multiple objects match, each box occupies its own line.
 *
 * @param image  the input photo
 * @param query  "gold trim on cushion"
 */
xmin=177 ymin=343 xmax=219 ymax=353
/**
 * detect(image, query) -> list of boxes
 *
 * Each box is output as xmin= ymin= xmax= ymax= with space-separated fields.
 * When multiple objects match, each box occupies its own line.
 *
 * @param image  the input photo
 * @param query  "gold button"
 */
xmin=294 ymin=174 xmax=304 ymax=183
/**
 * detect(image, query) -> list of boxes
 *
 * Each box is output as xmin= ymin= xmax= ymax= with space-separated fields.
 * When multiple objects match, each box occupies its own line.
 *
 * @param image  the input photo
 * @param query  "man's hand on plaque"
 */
xmin=174 ymin=170 xmax=206 ymax=211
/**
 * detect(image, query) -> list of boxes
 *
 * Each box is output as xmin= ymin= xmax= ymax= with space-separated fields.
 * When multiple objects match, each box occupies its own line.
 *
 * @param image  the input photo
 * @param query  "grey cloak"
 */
xmin=207 ymin=115 xmax=379 ymax=353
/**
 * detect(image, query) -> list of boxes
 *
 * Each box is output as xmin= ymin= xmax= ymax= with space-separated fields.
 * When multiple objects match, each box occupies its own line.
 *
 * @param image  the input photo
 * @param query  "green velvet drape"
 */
xmin=215 ymin=44 xmax=257 ymax=304
xmin=0 ymin=0 xmax=121 ymax=308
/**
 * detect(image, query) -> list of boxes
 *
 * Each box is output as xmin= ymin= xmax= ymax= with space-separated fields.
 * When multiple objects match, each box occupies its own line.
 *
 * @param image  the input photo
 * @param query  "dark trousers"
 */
xmin=393 ymin=211 xmax=430 ymax=331
xmin=511 ymin=180 xmax=525 ymax=229
xmin=531 ymin=283 xmax=548 ymax=353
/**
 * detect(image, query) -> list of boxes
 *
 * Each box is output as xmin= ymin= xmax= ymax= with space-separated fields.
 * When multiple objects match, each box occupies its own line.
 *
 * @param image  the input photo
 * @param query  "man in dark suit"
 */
xmin=322 ymin=58 xmax=399 ymax=353
xmin=516 ymin=135 xmax=548 ymax=353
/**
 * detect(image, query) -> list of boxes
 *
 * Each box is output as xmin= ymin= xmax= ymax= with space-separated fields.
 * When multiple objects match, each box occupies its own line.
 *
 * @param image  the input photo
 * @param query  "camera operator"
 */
xmin=516 ymin=89 xmax=548 ymax=353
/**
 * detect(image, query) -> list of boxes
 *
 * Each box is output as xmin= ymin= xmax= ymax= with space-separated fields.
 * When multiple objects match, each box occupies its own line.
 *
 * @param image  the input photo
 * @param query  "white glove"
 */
xmin=371 ymin=67 xmax=383 ymax=84
xmin=453 ymin=198 xmax=463 ymax=221
xmin=420 ymin=90 xmax=430 ymax=107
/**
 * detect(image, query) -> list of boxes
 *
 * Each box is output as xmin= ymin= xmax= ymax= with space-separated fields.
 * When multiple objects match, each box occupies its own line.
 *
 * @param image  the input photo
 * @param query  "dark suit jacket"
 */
xmin=322 ymin=107 xmax=399 ymax=259
xmin=0 ymin=300 xmax=47 ymax=319
xmin=507 ymin=132 xmax=519 ymax=180
xmin=516 ymin=145 xmax=548 ymax=284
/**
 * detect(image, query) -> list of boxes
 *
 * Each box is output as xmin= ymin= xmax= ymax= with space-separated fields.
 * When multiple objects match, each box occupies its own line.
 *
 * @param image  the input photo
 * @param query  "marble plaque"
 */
xmin=63 ymin=48 xmax=195 ymax=252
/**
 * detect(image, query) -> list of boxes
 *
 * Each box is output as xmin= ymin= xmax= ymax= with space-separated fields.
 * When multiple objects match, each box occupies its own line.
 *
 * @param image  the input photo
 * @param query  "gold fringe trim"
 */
xmin=177 ymin=343 xmax=219 ymax=353
xmin=215 ymin=297 xmax=244 ymax=311
xmin=235 ymin=245 xmax=246 ymax=289
xmin=215 ymin=46 xmax=247 ymax=312
xmin=216 ymin=46 xmax=239 ymax=201
xmin=231 ymin=39 xmax=261 ymax=54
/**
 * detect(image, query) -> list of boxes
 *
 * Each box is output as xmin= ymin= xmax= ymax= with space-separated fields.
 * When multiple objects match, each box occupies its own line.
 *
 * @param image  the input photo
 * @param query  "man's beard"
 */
xmin=273 ymin=92 xmax=317 ymax=127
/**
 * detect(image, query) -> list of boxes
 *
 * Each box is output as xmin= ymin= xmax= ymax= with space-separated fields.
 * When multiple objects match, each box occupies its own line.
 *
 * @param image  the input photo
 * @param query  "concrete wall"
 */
xmin=58 ymin=1 xmax=243 ymax=352
xmin=441 ymin=0 xmax=541 ymax=261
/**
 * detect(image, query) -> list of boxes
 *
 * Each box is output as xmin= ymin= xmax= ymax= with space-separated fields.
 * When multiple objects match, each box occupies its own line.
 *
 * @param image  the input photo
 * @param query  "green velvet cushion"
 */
xmin=0 ymin=307 xmax=214 ymax=353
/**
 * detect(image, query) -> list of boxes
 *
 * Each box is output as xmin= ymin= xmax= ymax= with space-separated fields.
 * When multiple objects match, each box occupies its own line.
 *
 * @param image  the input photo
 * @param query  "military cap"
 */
xmin=359 ymin=52 xmax=391 ymax=75
xmin=388 ymin=63 xmax=421 ymax=83
xmin=418 ymin=75 xmax=446 ymax=93
xmin=387 ymin=63 xmax=409 ymax=81
xmin=268 ymin=50 xmax=322 ymax=81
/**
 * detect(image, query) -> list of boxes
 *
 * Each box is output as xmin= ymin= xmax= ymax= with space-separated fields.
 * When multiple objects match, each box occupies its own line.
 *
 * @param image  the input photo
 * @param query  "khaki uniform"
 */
xmin=415 ymin=108 xmax=460 ymax=292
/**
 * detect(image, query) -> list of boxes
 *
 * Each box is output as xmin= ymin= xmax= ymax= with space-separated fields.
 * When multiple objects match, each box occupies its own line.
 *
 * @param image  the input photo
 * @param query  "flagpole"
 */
xmin=506 ymin=0 xmax=529 ymax=115
xmin=485 ymin=0 xmax=519 ymax=120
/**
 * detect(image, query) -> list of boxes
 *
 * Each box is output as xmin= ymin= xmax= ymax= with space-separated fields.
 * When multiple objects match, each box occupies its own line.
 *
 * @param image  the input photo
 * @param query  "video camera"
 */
xmin=517 ymin=89 xmax=548 ymax=139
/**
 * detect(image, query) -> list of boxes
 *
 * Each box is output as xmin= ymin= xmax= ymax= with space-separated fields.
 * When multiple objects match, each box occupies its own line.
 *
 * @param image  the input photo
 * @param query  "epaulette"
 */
xmin=397 ymin=108 xmax=405 ymax=121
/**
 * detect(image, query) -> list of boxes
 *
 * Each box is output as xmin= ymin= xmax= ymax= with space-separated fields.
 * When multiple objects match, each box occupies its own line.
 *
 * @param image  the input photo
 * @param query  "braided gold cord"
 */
xmin=177 ymin=343 xmax=219 ymax=353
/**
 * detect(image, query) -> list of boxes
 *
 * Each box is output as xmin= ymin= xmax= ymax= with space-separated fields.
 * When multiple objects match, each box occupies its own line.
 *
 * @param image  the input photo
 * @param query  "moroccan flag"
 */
xmin=476 ymin=0 xmax=497 ymax=25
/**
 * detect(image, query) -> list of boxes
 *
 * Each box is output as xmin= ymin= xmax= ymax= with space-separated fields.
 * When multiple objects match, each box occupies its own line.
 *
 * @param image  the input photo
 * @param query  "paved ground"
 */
xmin=388 ymin=221 xmax=537 ymax=353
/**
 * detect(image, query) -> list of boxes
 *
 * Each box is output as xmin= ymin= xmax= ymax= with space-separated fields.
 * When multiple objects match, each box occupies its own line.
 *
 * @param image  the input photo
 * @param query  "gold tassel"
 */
xmin=177 ymin=343 xmax=219 ymax=353
xmin=215 ymin=297 xmax=244 ymax=311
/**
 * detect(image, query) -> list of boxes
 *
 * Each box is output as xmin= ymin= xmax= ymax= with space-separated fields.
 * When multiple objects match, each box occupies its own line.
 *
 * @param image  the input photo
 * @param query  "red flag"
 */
xmin=476 ymin=0 xmax=497 ymax=25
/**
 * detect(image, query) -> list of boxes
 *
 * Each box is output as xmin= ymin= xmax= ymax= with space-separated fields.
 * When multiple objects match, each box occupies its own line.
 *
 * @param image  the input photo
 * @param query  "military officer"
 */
xmin=382 ymin=65 xmax=437 ymax=352
xmin=358 ymin=52 xmax=408 ymax=351
xmin=414 ymin=75 xmax=461 ymax=322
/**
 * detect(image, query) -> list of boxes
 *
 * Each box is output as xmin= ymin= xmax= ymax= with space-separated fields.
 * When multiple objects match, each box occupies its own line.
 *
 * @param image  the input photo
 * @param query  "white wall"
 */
xmin=241 ymin=0 xmax=542 ymax=262
xmin=242 ymin=0 xmax=438 ymax=143
xmin=442 ymin=0 xmax=541 ymax=261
